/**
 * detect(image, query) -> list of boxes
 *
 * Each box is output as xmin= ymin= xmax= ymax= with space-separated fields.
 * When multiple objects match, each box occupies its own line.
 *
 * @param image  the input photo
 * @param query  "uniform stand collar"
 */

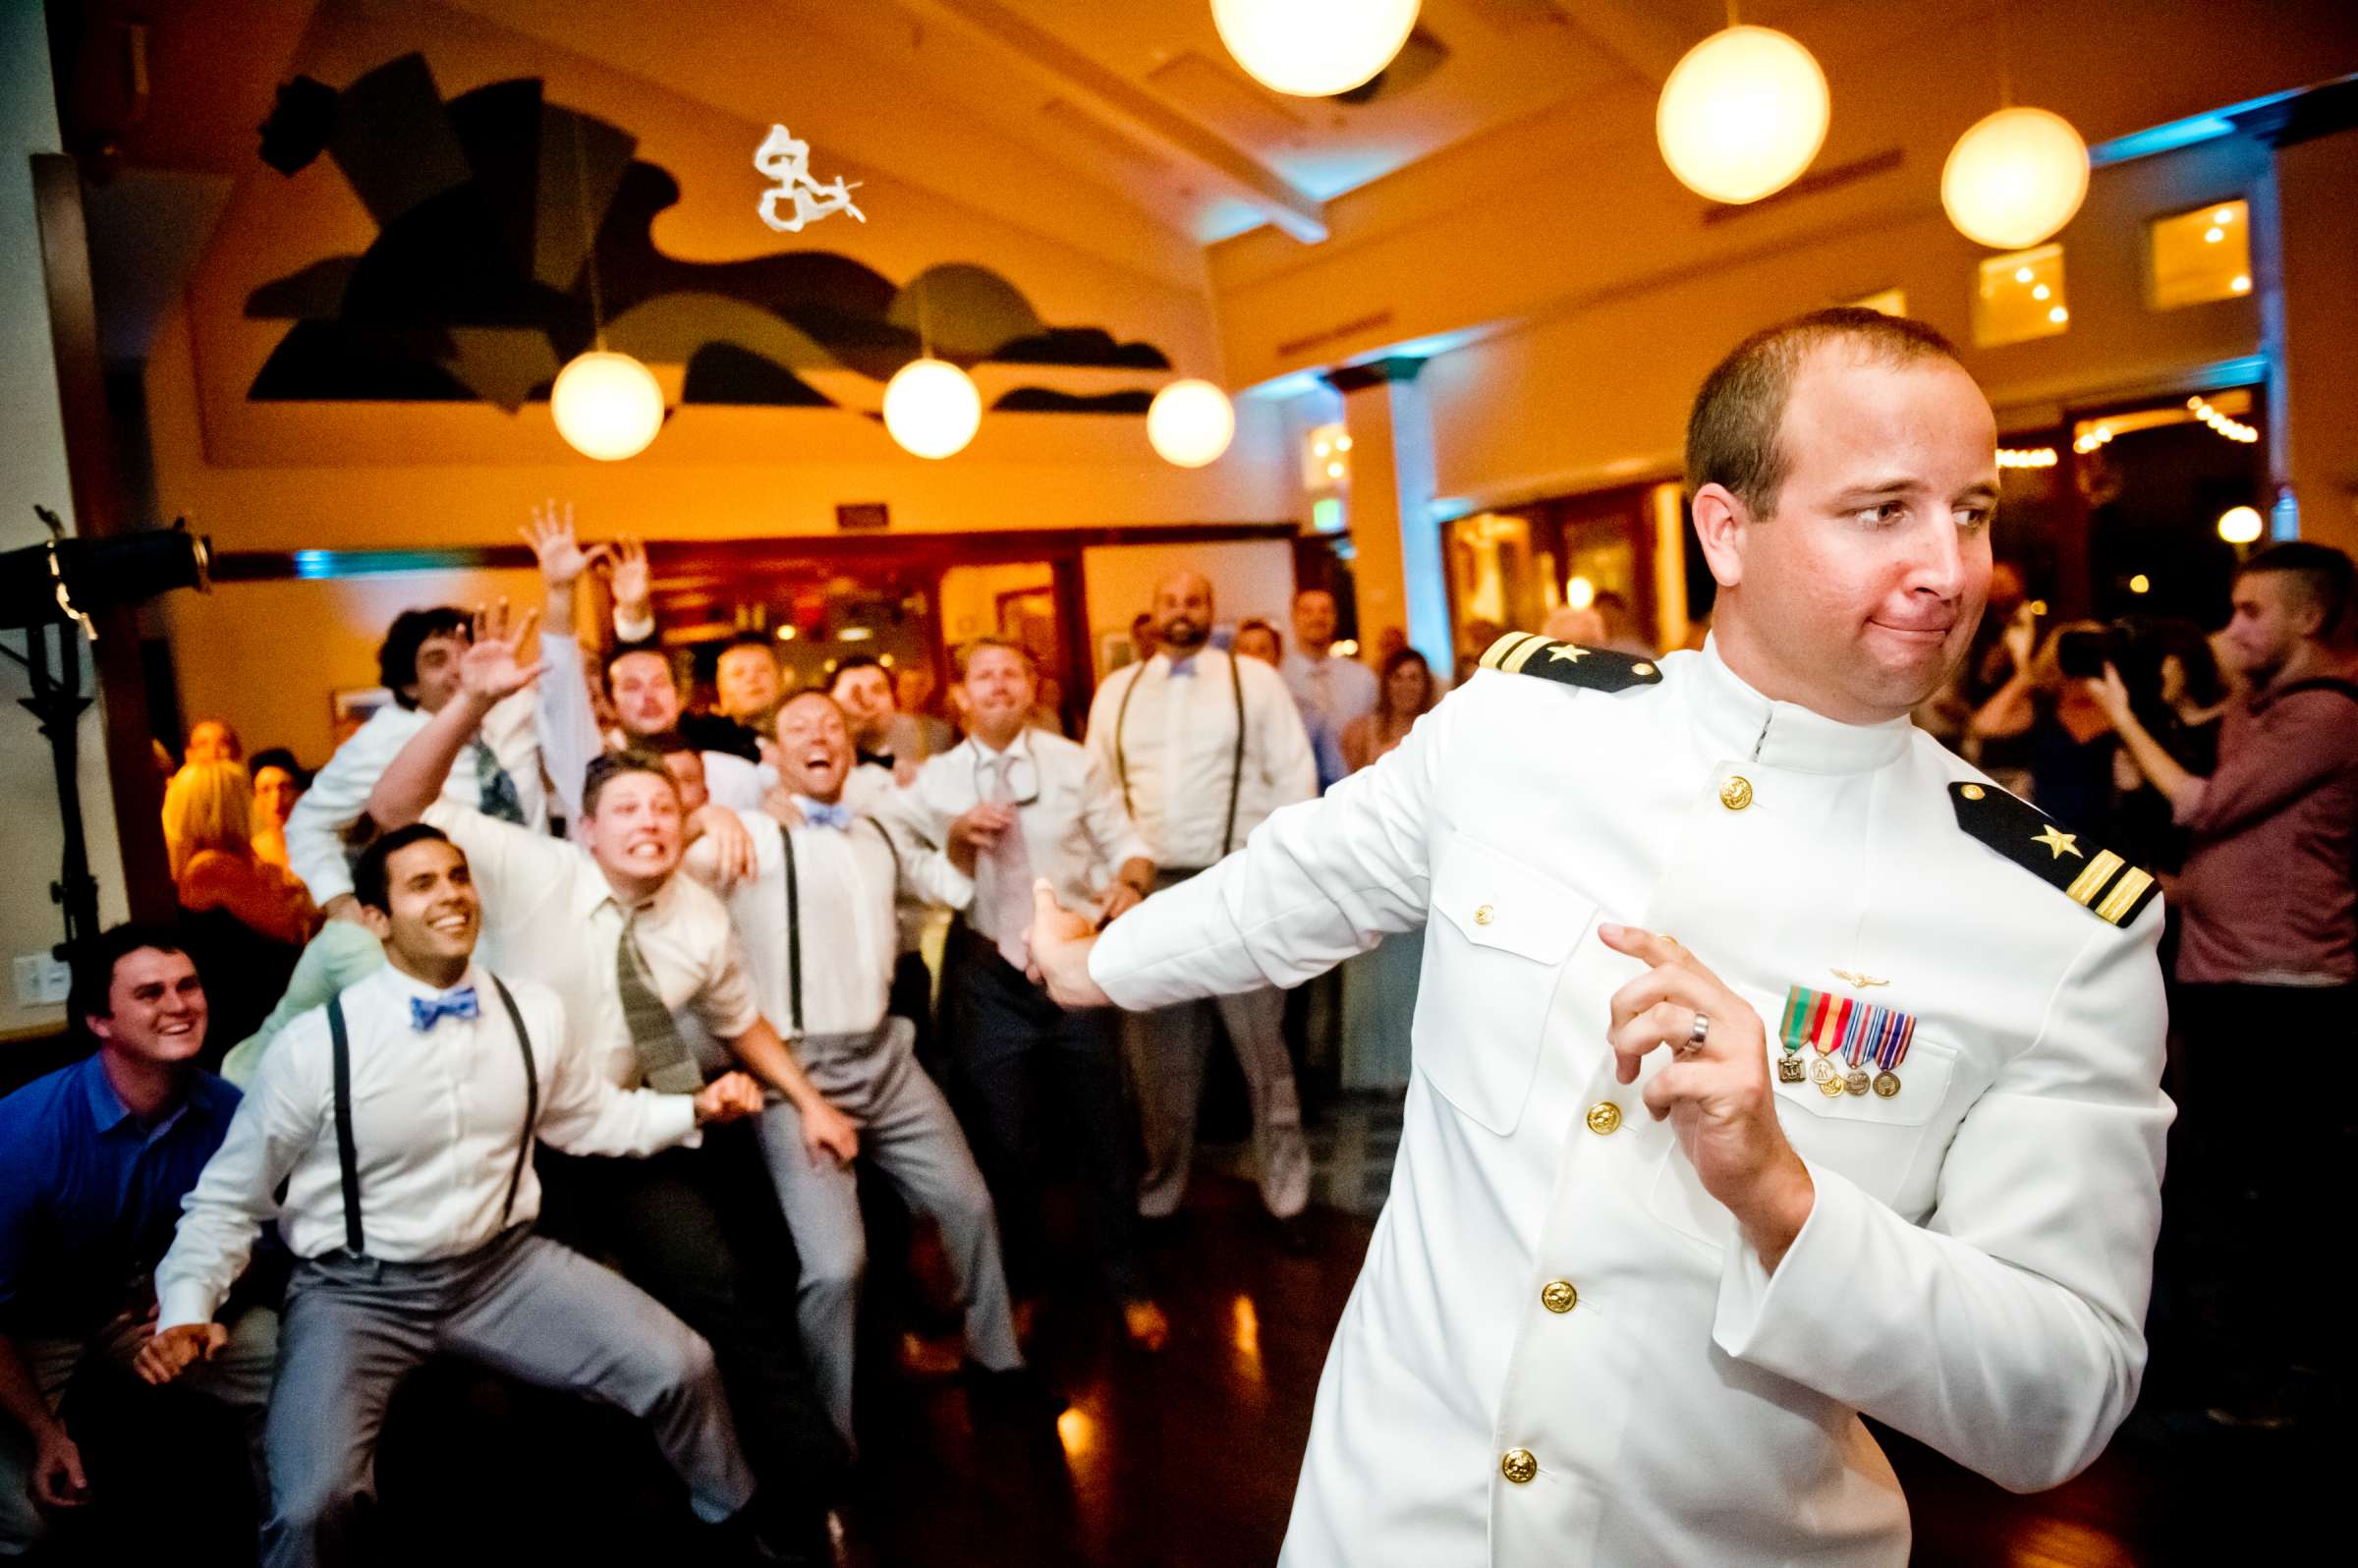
xmin=1687 ymin=637 xmax=1913 ymax=775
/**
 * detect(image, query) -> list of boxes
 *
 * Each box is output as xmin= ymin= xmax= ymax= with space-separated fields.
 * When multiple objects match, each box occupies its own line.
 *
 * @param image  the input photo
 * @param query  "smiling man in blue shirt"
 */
xmin=0 ymin=924 xmax=275 ymax=1555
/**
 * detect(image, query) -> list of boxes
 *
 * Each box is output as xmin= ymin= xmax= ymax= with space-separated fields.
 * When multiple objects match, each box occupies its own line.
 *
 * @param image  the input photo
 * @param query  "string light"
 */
xmin=2186 ymin=395 xmax=2258 ymax=444
xmin=1997 ymin=447 xmax=2057 ymax=468
xmin=2072 ymin=425 xmax=2113 ymax=455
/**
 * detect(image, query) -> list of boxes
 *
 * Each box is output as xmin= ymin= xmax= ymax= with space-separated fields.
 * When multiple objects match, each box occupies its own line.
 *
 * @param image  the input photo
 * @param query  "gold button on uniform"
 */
xmin=1585 ymin=1101 xmax=1622 ymax=1135
xmin=1541 ymin=1280 xmax=1578 ymax=1314
xmin=1718 ymin=775 xmax=1755 ymax=812
xmin=1474 ymin=904 xmax=1495 ymax=926
xmin=1500 ymin=1448 xmax=1539 ymax=1484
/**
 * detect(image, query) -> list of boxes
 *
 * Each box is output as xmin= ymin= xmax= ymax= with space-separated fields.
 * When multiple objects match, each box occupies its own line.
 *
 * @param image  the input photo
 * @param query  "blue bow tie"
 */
xmin=410 ymin=987 xmax=479 ymax=1033
xmin=803 ymin=803 xmax=854 ymax=831
xmin=1167 ymin=655 xmax=1197 ymax=678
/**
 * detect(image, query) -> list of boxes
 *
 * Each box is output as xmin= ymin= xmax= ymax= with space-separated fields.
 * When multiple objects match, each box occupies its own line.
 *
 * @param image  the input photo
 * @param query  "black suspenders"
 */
xmin=1112 ymin=651 xmax=1250 ymax=860
xmin=327 ymin=975 xmax=539 ymax=1260
xmin=775 ymin=816 xmax=898 ymax=1037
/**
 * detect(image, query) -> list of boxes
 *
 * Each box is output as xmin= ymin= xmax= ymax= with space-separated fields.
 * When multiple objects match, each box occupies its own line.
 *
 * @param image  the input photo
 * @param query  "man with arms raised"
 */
xmin=363 ymin=605 xmax=855 ymax=1556
xmin=897 ymin=640 xmax=1166 ymax=1350
xmin=685 ymin=689 xmax=1044 ymax=1446
xmin=1034 ymin=309 xmax=2169 ymax=1565
xmin=149 ymin=825 xmax=784 ymax=1565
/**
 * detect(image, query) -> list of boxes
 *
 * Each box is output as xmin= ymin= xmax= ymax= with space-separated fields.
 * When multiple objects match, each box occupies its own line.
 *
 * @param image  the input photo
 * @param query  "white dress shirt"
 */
xmin=1090 ymin=640 xmax=2169 ymax=1567
xmin=1280 ymin=648 xmax=1378 ymax=734
xmin=156 ymin=962 xmax=698 ymax=1327
xmin=286 ymin=692 xmax=543 ymax=903
xmin=1083 ymin=647 xmax=1317 ymax=872
xmin=423 ymin=805 xmax=762 ymax=1091
xmin=893 ymin=729 xmax=1150 ymax=941
xmin=687 ymin=804 xmax=965 ymax=1038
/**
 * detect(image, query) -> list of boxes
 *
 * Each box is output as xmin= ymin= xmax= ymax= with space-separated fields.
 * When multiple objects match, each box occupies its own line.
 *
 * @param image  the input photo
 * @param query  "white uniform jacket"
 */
xmin=1090 ymin=639 xmax=2170 ymax=1567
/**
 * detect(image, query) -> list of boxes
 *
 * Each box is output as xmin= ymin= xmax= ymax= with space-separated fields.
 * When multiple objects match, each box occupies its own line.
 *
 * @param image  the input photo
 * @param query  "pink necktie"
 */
xmin=982 ymin=755 xmax=1036 ymax=970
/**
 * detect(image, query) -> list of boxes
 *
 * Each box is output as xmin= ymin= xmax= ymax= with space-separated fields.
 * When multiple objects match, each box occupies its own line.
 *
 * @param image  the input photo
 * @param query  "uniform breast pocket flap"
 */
xmin=1413 ymin=831 xmax=1598 ymax=1136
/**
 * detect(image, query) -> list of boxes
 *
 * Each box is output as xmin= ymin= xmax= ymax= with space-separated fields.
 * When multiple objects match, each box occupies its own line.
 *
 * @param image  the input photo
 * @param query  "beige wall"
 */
xmin=1416 ymin=133 xmax=2273 ymax=512
xmin=1080 ymin=539 xmax=1296 ymax=679
xmin=165 ymin=568 xmax=547 ymax=773
xmin=2276 ymin=127 xmax=2358 ymax=557
xmin=2 ymin=5 xmax=130 ymax=1039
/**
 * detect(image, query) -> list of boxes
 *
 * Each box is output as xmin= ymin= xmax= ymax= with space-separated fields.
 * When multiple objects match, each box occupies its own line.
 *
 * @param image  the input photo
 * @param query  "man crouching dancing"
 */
xmin=141 ymin=823 xmax=793 ymax=1567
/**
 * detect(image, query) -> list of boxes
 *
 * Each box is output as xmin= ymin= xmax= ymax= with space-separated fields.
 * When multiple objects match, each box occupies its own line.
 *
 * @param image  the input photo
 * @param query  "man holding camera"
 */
xmin=2093 ymin=539 xmax=2358 ymax=1427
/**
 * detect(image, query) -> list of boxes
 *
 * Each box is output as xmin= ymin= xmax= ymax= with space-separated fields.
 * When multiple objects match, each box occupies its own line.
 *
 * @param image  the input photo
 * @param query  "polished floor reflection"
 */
xmin=40 ymin=1156 xmax=2336 ymax=1566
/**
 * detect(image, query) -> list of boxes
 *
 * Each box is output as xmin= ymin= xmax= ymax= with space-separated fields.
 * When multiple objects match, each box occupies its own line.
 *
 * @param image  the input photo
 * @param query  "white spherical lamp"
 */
xmin=1941 ymin=106 xmax=2090 ymax=249
xmin=1147 ymin=379 xmax=1236 ymax=468
xmin=2217 ymin=505 xmax=2264 ymax=545
xmin=550 ymin=350 xmax=665 ymax=462
xmin=1655 ymin=26 xmax=1829 ymax=204
xmin=1211 ymin=0 xmax=1422 ymax=98
xmin=882 ymin=358 xmax=982 ymax=460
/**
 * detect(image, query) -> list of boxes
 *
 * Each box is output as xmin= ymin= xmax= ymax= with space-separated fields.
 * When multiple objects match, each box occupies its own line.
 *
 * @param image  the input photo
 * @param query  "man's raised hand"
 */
xmin=522 ymin=498 xmax=609 ymax=588
xmin=460 ymin=601 xmax=545 ymax=703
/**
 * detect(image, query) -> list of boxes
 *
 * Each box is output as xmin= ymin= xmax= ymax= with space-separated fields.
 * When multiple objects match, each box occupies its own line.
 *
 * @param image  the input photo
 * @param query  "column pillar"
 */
xmin=2274 ymin=125 xmax=2358 ymax=555
xmin=1328 ymin=359 xmax=1452 ymax=677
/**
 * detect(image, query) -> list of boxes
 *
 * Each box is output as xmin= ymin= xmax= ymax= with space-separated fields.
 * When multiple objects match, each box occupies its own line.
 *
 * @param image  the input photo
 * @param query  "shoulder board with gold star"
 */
xmin=1947 ymin=781 xmax=2159 ymax=927
xmin=1477 ymin=633 xmax=1663 ymax=694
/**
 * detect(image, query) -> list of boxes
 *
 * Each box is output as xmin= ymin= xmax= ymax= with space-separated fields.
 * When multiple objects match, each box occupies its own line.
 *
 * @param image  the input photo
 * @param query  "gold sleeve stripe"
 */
xmin=1501 ymin=637 xmax=1550 ymax=675
xmin=2065 ymin=849 xmax=2124 ymax=907
xmin=2096 ymin=867 xmax=2156 ymax=925
xmin=1480 ymin=632 xmax=1540 ymax=672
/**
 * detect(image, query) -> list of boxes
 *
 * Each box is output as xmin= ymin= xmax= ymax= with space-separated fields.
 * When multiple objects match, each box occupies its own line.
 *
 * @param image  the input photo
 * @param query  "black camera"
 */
xmin=2054 ymin=628 xmax=2120 ymax=681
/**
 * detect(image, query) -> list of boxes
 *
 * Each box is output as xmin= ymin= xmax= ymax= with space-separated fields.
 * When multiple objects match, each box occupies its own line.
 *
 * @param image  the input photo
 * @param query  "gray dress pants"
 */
xmin=262 ymin=1228 xmax=752 ymax=1568
xmin=755 ymin=1016 xmax=1021 ymax=1447
xmin=1124 ymin=870 xmax=1313 ymax=1221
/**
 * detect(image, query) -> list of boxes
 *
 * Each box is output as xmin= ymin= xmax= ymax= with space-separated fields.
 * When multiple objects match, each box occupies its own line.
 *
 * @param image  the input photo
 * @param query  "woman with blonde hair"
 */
xmin=162 ymin=761 xmax=316 ymax=1064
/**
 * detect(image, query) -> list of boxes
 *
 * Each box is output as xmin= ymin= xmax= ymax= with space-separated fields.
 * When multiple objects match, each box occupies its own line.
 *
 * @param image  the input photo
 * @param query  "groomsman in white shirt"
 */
xmin=284 ymin=606 xmax=545 ymax=917
xmin=144 ymin=822 xmax=794 ymax=1567
xmin=895 ymin=640 xmax=1168 ymax=1349
xmin=1084 ymin=572 xmax=1319 ymax=1240
xmin=686 ymin=689 xmax=1048 ymax=1446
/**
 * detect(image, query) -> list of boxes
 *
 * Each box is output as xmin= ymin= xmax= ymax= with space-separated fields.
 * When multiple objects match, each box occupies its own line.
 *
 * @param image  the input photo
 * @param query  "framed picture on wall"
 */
xmin=330 ymin=686 xmax=392 ymax=746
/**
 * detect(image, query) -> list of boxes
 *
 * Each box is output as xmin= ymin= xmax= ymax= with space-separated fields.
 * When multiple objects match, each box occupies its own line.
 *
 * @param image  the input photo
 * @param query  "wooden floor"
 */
xmin=43 ymin=1148 xmax=2340 ymax=1567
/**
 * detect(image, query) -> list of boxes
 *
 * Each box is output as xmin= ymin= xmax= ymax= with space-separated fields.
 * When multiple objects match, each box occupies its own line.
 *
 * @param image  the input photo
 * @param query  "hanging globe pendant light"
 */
xmin=550 ymin=350 xmax=665 ymax=462
xmin=883 ymin=358 xmax=982 ymax=460
xmin=1210 ymin=0 xmax=1421 ymax=98
xmin=1147 ymin=379 xmax=1236 ymax=468
xmin=1941 ymin=105 xmax=2089 ymax=249
xmin=1656 ymin=26 xmax=1830 ymax=204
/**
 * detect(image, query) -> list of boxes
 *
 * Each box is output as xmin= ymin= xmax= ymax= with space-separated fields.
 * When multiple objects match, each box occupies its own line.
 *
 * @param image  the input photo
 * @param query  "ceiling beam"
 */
xmin=1548 ymin=0 xmax=1699 ymax=85
xmin=908 ymin=0 xmax=1329 ymax=243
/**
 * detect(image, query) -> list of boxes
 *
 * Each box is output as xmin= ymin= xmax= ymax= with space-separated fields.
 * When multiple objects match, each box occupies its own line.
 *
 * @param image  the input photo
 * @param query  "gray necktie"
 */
xmin=617 ymin=909 xmax=704 ymax=1093
xmin=982 ymin=755 xmax=1036 ymax=971
xmin=474 ymin=740 xmax=526 ymax=824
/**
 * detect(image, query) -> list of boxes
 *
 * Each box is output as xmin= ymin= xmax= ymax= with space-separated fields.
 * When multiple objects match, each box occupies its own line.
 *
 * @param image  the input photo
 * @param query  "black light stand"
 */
xmin=0 ymin=506 xmax=209 ymax=960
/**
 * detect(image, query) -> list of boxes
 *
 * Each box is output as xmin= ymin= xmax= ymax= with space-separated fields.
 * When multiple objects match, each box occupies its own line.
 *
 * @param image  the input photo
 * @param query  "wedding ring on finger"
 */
xmin=1680 ymin=1011 xmax=1710 ymax=1055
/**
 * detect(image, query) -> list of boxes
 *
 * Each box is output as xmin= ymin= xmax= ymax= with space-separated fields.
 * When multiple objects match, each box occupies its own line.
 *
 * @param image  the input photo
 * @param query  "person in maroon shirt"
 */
xmin=2093 ymin=539 xmax=2358 ymax=1428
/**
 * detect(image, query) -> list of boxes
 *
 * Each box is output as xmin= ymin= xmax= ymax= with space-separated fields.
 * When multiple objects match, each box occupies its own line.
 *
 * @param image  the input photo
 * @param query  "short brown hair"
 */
xmin=1686 ymin=307 xmax=1965 ymax=519
xmin=954 ymin=637 xmax=1035 ymax=681
xmin=2240 ymin=540 xmax=2357 ymax=644
xmin=582 ymin=749 xmax=676 ymax=816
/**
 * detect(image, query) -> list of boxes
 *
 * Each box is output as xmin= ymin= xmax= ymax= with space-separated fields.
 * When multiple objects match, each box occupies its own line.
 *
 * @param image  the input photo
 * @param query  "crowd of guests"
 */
xmin=10 ymin=514 xmax=2347 ymax=1565
xmin=0 ymin=510 xmax=1426 ymax=1567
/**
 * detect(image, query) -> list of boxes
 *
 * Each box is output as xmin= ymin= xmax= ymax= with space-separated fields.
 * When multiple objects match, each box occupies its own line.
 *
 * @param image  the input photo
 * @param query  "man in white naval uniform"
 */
xmin=1030 ymin=308 xmax=2170 ymax=1566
